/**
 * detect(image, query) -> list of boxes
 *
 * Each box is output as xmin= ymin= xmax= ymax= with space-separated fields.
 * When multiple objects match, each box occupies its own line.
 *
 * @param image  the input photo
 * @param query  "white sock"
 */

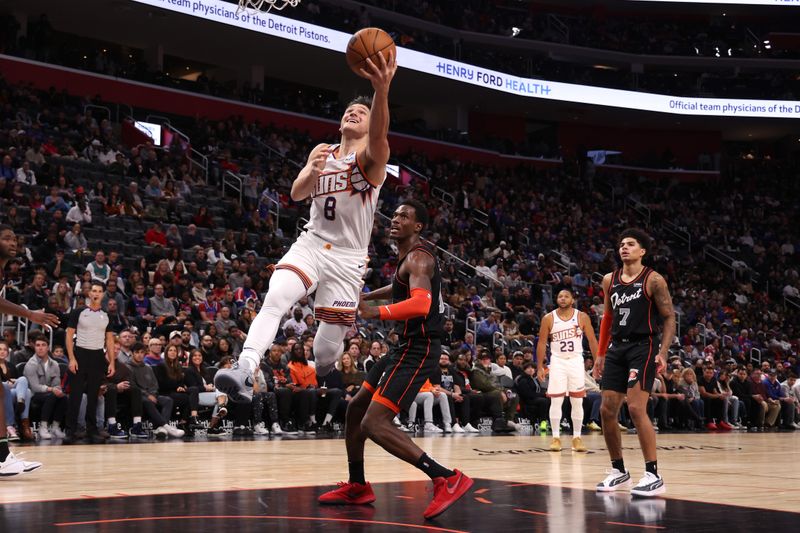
xmin=570 ymin=396 xmax=584 ymax=437
xmin=239 ymin=269 xmax=308 ymax=369
xmin=549 ymin=396 xmax=564 ymax=438
xmin=313 ymin=322 xmax=349 ymax=376
xmin=107 ymin=417 xmax=116 ymax=425
xmin=323 ymin=413 xmax=333 ymax=425
xmin=133 ymin=416 xmax=142 ymax=424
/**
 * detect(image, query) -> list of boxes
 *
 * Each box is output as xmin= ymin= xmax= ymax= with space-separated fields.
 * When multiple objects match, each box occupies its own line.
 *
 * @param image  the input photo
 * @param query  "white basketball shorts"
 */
xmin=546 ymin=356 xmax=586 ymax=397
xmin=275 ymin=231 xmax=368 ymax=325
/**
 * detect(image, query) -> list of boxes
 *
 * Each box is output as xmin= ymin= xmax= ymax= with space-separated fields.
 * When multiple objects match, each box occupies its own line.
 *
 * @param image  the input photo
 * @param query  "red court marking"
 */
xmin=114 ymin=493 xmax=130 ymax=497
xmin=474 ymin=497 xmax=492 ymax=505
xmin=514 ymin=508 xmax=550 ymax=517
xmin=606 ymin=521 xmax=666 ymax=530
xmin=80 ymin=495 xmax=96 ymax=499
xmin=473 ymin=488 xmax=490 ymax=495
xmin=395 ymin=495 xmax=414 ymax=500
xmin=506 ymin=482 xmax=547 ymax=488
xmin=54 ymin=515 xmax=468 ymax=532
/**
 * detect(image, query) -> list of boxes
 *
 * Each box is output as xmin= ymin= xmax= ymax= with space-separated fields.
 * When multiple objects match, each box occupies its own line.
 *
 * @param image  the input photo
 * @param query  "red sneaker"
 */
xmin=718 ymin=421 xmax=734 ymax=431
xmin=318 ymin=481 xmax=376 ymax=505
xmin=706 ymin=422 xmax=718 ymax=430
xmin=423 ymin=470 xmax=474 ymax=520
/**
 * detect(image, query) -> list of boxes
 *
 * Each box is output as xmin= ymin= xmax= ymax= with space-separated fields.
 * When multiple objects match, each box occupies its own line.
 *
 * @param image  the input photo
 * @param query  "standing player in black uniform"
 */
xmin=0 ymin=225 xmax=60 ymax=475
xmin=318 ymin=200 xmax=473 ymax=519
xmin=593 ymin=228 xmax=675 ymax=497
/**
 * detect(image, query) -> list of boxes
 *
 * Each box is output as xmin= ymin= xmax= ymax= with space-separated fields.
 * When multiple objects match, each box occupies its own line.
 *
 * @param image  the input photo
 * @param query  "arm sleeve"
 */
xmin=598 ymin=312 xmax=612 ymax=357
xmin=66 ymin=308 xmax=82 ymax=329
xmin=378 ymin=288 xmax=432 ymax=321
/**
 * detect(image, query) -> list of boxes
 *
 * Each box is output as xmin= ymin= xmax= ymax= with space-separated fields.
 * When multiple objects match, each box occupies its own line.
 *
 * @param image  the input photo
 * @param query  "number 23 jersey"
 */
xmin=303 ymin=144 xmax=384 ymax=251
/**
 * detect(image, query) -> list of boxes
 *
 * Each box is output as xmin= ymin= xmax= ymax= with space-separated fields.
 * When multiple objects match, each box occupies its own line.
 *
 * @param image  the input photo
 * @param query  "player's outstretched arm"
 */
xmin=290 ymin=143 xmax=331 ymax=201
xmin=362 ymin=284 xmax=393 ymax=302
xmin=649 ymin=272 xmax=675 ymax=372
xmin=359 ymin=50 xmax=397 ymax=186
xmin=0 ymin=297 xmax=59 ymax=328
xmin=358 ymin=251 xmax=432 ymax=321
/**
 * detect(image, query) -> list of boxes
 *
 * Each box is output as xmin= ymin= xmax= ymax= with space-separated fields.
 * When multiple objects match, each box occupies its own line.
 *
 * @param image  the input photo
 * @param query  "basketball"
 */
xmin=346 ymin=27 xmax=396 ymax=78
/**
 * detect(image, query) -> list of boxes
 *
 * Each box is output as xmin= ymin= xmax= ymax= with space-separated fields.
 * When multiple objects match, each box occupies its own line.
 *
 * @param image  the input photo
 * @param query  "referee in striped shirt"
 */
xmin=63 ymin=281 xmax=115 ymax=444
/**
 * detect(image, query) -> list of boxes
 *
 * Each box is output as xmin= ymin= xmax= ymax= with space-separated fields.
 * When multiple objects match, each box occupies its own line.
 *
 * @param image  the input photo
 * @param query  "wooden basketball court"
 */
xmin=2 ymin=431 xmax=798 ymax=531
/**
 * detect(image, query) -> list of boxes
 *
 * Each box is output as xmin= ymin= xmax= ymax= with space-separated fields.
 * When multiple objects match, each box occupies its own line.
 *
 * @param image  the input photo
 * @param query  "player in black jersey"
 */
xmin=593 ymin=228 xmax=675 ymax=497
xmin=319 ymin=200 xmax=473 ymax=519
xmin=0 ymin=225 xmax=60 ymax=476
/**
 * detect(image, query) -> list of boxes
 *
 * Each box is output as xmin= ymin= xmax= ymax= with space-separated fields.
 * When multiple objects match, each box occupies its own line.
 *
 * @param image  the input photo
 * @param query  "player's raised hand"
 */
xmin=305 ymin=143 xmax=330 ymax=179
xmin=28 ymin=310 xmax=60 ymax=328
xmin=359 ymin=50 xmax=397 ymax=93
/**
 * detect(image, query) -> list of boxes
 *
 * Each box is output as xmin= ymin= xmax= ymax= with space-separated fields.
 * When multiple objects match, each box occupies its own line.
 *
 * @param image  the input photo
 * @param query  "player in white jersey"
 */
xmin=536 ymin=289 xmax=599 ymax=452
xmin=215 ymin=51 xmax=398 ymax=401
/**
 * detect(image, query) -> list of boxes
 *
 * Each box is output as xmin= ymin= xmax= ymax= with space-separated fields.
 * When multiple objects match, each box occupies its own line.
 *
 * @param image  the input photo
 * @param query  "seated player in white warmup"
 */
xmin=215 ymin=52 xmax=397 ymax=400
xmin=537 ymin=288 xmax=599 ymax=452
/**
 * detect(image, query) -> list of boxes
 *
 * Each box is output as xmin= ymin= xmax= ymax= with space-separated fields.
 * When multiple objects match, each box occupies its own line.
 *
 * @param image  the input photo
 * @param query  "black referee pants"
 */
xmin=66 ymin=347 xmax=107 ymax=433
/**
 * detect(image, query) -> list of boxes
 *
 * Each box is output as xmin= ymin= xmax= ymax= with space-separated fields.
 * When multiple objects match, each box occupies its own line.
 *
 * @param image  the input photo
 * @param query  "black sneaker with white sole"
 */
xmin=631 ymin=472 xmax=666 ymax=497
xmin=596 ymin=468 xmax=632 ymax=492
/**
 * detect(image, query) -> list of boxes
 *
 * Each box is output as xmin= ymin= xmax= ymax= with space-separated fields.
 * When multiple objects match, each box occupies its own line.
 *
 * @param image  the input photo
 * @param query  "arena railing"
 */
xmin=146 ymin=114 xmax=210 ymax=183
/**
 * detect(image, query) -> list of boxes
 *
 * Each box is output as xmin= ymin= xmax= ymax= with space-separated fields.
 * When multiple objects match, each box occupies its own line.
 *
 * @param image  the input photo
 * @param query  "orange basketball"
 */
xmin=346 ymin=27 xmax=396 ymax=78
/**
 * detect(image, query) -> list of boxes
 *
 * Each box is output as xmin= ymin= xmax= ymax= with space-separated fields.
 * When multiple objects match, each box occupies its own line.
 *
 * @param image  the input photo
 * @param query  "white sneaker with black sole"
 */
xmin=0 ymin=452 xmax=25 ymax=476
xmin=596 ymin=468 xmax=632 ymax=492
xmin=631 ymin=472 xmax=666 ymax=497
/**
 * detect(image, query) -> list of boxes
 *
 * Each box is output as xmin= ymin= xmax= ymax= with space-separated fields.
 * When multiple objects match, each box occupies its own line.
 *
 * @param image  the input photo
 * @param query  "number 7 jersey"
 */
xmin=609 ymin=267 xmax=660 ymax=341
xmin=304 ymin=144 xmax=384 ymax=251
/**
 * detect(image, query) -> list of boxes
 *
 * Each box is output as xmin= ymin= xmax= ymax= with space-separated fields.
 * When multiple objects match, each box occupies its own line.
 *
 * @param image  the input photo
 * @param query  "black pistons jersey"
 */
xmin=609 ymin=266 xmax=660 ymax=341
xmin=392 ymin=244 xmax=443 ymax=339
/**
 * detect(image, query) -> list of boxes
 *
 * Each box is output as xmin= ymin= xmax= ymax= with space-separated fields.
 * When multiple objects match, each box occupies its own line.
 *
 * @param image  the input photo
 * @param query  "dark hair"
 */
xmin=0 ymin=224 xmax=14 ymax=235
xmin=219 ymin=355 xmax=234 ymax=367
xmin=347 ymin=95 xmax=372 ymax=109
xmin=91 ymin=280 xmax=106 ymax=291
xmin=522 ymin=362 xmax=534 ymax=370
xmin=618 ymin=228 xmax=652 ymax=254
xmin=132 ymin=342 xmax=146 ymax=353
xmin=399 ymin=199 xmax=429 ymax=231
xmin=789 ymin=372 xmax=798 ymax=379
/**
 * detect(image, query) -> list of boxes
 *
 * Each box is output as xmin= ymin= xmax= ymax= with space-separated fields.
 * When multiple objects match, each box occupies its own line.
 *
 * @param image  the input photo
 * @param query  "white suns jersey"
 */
xmin=303 ymin=145 xmax=383 ymax=250
xmin=549 ymin=309 xmax=584 ymax=359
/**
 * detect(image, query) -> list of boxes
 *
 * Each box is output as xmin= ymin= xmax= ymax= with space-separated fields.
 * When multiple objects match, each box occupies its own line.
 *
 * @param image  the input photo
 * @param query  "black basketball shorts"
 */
xmin=601 ymin=338 xmax=658 ymax=394
xmin=362 ymin=337 xmax=440 ymax=414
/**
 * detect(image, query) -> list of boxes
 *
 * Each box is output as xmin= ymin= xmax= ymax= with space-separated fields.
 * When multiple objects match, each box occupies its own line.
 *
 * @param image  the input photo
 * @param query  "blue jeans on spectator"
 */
xmin=78 ymin=394 xmax=105 ymax=431
xmin=3 ymin=378 xmax=32 ymax=421
xmin=689 ymin=398 xmax=704 ymax=421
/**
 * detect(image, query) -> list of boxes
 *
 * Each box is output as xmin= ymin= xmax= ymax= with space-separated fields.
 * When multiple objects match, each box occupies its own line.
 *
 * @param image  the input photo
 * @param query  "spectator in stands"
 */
xmin=144 ymin=222 xmax=167 ymax=246
xmin=678 ymin=368 xmax=705 ymax=430
xmin=472 ymin=351 xmax=518 ymax=431
xmin=763 ymin=368 xmax=795 ymax=430
xmin=15 ymin=161 xmax=36 ymax=185
xmin=127 ymin=342 xmax=184 ymax=439
xmin=182 ymin=224 xmax=203 ymax=249
xmin=63 ymin=223 xmax=88 ymax=253
xmin=214 ymin=306 xmax=237 ymax=337
xmin=199 ymin=334 xmax=218 ymax=365
xmin=143 ymin=338 xmax=163 ymax=366
xmin=66 ymin=199 xmax=92 ymax=225
xmin=287 ymin=343 xmax=320 ymax=433
xmin=731 ymin=366 xmax=760 ymax=430
xmin=252 ymin=361 xmax=282 ymax=435
xmin=44 ymin=186 xmax=70 ymax=213
xmin=0 ymin=341 xmax=32 ymax=441
xmin=154 ymin=344 xmax=201 ymax=435
xmin=149 ymin=284 xmax=175 ymax=319
xmin=262 ymin=343 xmax=299 ymax=433
xmin=516 ymin=362 xmax=549 ymax=429
xmin=698 ymin=364 xmax=732 ymax=430
xmin=86 ymin=251 xmax=110 ymax=283
xmin=23 ymin=336 xmax=67 ymax=439
xmin=282 ymin=307 xmax=307 ymax=338
xmin=198 ymin=290 xmax=221 ymax=323
xmin=193 ymin=206 xmax=214 ymax=228
xmin=22 ymin=272 xmax=48 ymax=311
xmin=751 ymin=368 xmax=780 ymax=429
xmin=781 ymin=373 xmax=800 ymax=429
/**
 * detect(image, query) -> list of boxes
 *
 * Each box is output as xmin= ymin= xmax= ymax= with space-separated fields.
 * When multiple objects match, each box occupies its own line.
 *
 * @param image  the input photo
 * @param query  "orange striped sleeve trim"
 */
xmin=355 ymin=152 xmax=383 ymax=188
xmin=275 ymin=264 xmax=313 ymax=290
xmin=362 ymin=381 xmax=375 ymax=393
xmin=371 ymin=388 xmax=401 ymax=414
